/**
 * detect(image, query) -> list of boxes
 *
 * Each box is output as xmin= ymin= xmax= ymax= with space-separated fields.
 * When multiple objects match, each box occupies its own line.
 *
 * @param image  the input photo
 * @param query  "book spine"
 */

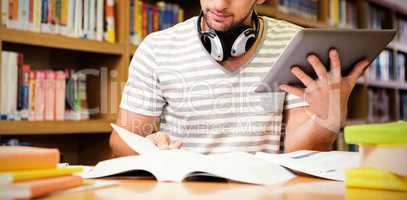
xmin=0 ymin=51 xmax=9 ymax=119
xmin=34 ymin=71 xmax=45 ymax=121
xmin=129 ymin=0 xmax=134 ymax=41
xmin=28 ymin=71 xmax=36 ymax=121
xmin=44 ymin=70 xmax=55 ymax=120
xmin=88 ymin=0 xmax=96 ymax=39
xmin=141 ymin=2 xmax=147 ymax=38
xmin=8 ymin=51 xmax=19 ymax=120
xmin=104 ymin=0 xmax=115 ymax=43
xmin=95 ymin=0 xmax=103 ymax=41
xmin=152 ymin=4 xmax=159 ymax=32
xmin=1 ymin=0 xmax=9 ymax=26
xmin=55 ymin=71 xmax=65 ymax=120
xmin=18 ymin=64 xmax=30 ymax=119
xmin=66 ymin=0 xmax=75 ymax=36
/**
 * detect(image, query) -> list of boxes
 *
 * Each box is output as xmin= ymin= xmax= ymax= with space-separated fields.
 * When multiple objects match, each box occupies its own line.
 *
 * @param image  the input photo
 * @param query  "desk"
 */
xmin=42 ymin=176 xmax=407 ymax=200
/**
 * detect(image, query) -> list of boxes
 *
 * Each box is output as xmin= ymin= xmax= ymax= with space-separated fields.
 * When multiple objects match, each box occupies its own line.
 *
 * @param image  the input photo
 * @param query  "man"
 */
xmin=110 ymin=0 xmax=369 ymax=156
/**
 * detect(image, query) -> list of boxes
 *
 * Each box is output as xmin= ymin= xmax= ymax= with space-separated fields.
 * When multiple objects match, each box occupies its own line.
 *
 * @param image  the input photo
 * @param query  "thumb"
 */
xmin=148 ymin=132 xmax=171 ymax=149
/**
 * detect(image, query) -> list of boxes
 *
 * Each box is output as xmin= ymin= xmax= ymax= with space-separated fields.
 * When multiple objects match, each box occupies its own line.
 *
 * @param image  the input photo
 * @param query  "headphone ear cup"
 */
xmin=201 ymin=33 xmax=212 ymax=54
xmin=203 ymin=31 xmax=225 ymax=61
xmin=231 ymin=29 xmax=256 ymax=57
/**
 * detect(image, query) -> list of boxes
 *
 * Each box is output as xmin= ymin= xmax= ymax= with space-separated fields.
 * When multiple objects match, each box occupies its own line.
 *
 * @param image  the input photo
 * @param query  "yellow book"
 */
xmin=60 ymin=0 xmax=68 ymax=26
xmin=330 ymin=0 xmax=339 ymax=26
xmin=346 ymin=167 xmax=407 ymax=192
xmin=0 ymin=166 xmax=83 ymax=184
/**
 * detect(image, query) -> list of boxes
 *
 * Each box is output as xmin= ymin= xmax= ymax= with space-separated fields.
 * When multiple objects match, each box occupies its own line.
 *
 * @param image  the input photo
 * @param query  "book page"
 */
xmin=197 ymin=152 xmax=295 ymax=185
xmin=256 ymin=150 xmax=360 ymax=181
xmin=111 ymin=123 xmax=159 ymax=155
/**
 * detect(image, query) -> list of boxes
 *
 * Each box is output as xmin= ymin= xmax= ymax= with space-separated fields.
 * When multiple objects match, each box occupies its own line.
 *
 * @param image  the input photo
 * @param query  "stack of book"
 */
xmin=129 ymin=0 xmax=184 ymax=45
xmin=277 ymin=0 xmax=318 ymax=20
xmin=344 ymin=121 xmax=407 ymax=192
xmin=328 ymin=0 xmax=358 ymax=28
xmin=0 ymin=146 xmax=84 ymax=199
xmin=1 ymin=0 xmax=116 ymax=43
xmin=0 ymin=51 xmax=90 ymax=121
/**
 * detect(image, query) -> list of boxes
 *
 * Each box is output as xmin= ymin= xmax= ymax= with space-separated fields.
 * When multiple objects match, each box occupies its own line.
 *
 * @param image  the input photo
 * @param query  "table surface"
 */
xmin=42 ymin=176 xmax=407 ymax=200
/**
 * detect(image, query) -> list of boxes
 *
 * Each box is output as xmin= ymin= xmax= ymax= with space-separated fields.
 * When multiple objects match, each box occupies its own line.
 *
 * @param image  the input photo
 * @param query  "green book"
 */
xmin=344 ymin=121 xmax=407 ymax=145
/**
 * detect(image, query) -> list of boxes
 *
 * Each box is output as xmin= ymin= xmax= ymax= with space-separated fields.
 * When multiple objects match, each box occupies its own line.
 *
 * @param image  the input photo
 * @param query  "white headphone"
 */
xmin=198 ymin=11 xmax=260 ymax=62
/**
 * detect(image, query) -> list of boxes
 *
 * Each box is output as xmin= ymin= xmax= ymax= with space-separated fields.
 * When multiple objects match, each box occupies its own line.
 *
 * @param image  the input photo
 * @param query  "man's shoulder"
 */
xmin=143 ymin=17 xmax=198 ymax=45
xmin=261 ymin=16 xmax=303 ymax=31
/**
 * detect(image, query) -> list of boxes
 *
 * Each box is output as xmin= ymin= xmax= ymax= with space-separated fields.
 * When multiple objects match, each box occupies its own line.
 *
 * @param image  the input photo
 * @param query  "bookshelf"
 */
xmin=0 ymin=0 xmax=406 ymax=162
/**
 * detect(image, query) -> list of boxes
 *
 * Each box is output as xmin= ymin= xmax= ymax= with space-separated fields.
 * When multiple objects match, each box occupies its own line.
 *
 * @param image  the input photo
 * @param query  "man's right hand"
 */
xmin=146 ymin=131 xmax=182 ymax=150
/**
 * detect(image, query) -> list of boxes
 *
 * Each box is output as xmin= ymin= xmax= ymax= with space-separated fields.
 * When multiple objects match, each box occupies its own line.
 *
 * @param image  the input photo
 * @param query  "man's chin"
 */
xmin=206 ymin=20 xmax=233 ymax=32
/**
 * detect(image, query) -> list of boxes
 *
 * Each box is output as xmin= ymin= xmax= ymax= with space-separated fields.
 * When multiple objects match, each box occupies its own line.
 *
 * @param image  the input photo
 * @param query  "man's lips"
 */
xmin=208 ymin=11 xmax=232 ymax=21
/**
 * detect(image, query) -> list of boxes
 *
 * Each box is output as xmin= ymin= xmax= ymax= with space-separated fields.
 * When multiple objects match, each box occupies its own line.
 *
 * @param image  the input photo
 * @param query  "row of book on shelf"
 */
xmin=0 ymin=51 xmax=90 ymax=121
xmin=129 ymin=0 xmax=184 ymax=45
xmin=277 ymin=0 xmax=318 ymax=20
xmin=367 ymin=50 xmax=406 ymax=82
xmin=367 ymin=88 xmax=407 ymax=122
xmin=328 ymin=0 xmax=358 ymax=28
xmin=1 ymin=0 xmax=116 ymax=43
xmin=367 ymin=1 xmax=407 ymax=43
xmin=276 ymin=0 xmax=357 ymax=28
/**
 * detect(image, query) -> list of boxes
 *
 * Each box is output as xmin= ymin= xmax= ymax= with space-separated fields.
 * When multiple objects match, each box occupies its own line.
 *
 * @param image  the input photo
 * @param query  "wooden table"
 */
xmin=42 ymin=176 xmax=407 ymax=200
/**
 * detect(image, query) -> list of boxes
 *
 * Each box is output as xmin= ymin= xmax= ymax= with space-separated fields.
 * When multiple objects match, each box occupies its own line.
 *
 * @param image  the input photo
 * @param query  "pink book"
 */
xmin=55 ymin=71 xmax=66 ymax=121
xmin=44 ymin=71 xmax=56 ymax=121
xmin=34 ymin=71 xmax=45 ymax=121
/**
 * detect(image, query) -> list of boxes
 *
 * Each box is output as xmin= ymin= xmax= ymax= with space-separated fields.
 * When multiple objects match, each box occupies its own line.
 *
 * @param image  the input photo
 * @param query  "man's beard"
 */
xmin=203 ymin=8 xmax=254 ymax=35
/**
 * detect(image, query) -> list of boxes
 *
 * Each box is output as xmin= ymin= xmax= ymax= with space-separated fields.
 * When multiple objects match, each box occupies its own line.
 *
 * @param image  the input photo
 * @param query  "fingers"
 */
xmin=279 ymin=84 xmax=305 ymax=98
xmin=308 ymin=54 xmax=328 ymax=82
xmin=291 ymin=67 xmax=315 ymax=87
xmin=329 ymin=49 xmax=341 ymax=82
xmin=347 ymin=59 xmax=370 ymax=84
xmin=169 ymin=140 xmax=183 ymax=149
xmin=146 ymin=132 xmax=170 ymax=149
xmin=146 ymin=132 xmax=182 ymax=150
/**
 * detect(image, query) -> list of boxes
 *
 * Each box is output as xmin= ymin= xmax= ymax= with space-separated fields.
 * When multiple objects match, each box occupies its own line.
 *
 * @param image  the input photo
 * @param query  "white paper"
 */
xmin=111 ymin=123 xmax=159 ymax=155
xmin=256 ymin=150 xmax=359 ymax=181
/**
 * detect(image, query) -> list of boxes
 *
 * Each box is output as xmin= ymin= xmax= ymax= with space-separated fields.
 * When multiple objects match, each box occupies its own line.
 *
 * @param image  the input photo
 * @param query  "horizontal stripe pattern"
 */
xmin=120 ymin=16 xmax=307 ymax=154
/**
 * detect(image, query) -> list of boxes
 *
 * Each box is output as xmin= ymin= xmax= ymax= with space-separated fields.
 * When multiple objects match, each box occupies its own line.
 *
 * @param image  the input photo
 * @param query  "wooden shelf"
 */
xmin=357 ymin=78 xmax=407 ymax=90
xmin=256 ymin=5 xmax=329 ymax=28
xmin=388 ymin=41 xmax=407 ymax=53
xmin=0 ymin=27 xmax=125 ymax=55
xmin=0 ymin=119 xmax=113 ymax=135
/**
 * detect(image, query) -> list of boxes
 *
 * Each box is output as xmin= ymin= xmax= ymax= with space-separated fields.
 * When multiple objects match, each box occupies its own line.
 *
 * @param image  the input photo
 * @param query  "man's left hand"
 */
xmin=279 ymin=49 xmax=370 ymax=132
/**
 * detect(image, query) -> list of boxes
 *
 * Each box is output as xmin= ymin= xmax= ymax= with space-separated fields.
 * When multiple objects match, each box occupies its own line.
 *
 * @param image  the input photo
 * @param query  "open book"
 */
xmin=82 ymin=124 xmax=295 ymax=185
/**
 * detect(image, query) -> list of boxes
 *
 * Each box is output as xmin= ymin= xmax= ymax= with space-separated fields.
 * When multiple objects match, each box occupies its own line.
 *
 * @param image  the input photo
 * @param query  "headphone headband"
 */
xmin=197 ymin=10 xmax=260 ymax=61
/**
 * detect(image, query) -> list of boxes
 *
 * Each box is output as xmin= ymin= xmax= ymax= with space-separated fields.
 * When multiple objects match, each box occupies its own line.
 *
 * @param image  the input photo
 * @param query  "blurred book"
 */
xmin=0 ymin=146 xmax=59 ymax=171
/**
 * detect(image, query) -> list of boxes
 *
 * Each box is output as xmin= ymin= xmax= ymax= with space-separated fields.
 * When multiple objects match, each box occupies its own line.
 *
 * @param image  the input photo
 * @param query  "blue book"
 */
xmin=42 ymin=0 xmax=48 ymax=24
xmin=147 ymin=5 xmax=153 ymax=34
xmin=130 ymin=0 xmax=135 ymax=36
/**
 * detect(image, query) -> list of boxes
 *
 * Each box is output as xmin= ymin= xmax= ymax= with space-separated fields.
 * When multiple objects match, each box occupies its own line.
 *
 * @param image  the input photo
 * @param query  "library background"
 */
xmin=0 ymin=0 xmax=406 ymax=164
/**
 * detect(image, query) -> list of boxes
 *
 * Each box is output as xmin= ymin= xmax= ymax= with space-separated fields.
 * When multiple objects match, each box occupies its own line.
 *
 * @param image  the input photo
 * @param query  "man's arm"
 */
xmin=109 ymin=109 xmax=159 ymax=157
xmin=283 ymin=107 xmax=336 ymax=152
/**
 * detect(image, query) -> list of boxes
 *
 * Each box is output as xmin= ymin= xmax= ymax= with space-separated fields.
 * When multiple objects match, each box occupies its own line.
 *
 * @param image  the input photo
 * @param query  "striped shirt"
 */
xmin=120 ymin=16 xmax=308 ymax=154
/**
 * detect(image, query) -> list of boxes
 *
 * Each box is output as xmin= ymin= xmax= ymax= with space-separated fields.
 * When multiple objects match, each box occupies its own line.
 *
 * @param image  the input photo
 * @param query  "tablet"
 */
xmin=255 ymin=29 xmax=396 ymax=92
